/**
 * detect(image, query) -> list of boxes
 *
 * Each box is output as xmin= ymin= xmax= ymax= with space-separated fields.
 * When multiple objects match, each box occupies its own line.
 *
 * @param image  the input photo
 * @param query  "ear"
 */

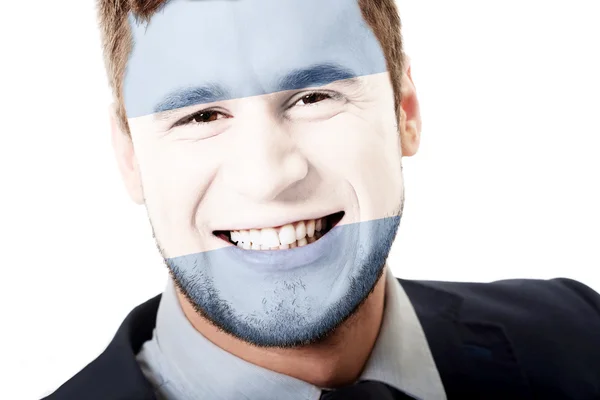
xmin=399 ymin=56 xmax=422 ymax=157
xmin=109 ymin=105 xmax=144 ymax=205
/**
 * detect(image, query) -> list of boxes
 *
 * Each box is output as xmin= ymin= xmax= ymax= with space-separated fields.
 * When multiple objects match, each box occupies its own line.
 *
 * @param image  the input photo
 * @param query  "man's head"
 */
xmin=98 ymin=0 xmax=421 ymax=347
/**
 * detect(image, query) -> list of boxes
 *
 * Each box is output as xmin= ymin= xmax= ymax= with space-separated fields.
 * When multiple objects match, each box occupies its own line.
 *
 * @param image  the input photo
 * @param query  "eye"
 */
xmin=284 ymin=90 xmax=346 ymax=121
xmin=294 ymin=92 xmax=333 ymax=106
xmin=176 ymin=109 xmax=230 ymax=127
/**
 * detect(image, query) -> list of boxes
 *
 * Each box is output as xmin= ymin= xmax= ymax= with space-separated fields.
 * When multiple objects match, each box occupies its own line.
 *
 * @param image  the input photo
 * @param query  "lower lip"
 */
xmin=222 ymin=216 xmax=350 ymax=272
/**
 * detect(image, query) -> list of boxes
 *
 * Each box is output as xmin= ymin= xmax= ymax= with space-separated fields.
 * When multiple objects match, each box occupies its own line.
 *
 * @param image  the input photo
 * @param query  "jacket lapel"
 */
xmin=399 ymin=279 xmax=533 ymax=399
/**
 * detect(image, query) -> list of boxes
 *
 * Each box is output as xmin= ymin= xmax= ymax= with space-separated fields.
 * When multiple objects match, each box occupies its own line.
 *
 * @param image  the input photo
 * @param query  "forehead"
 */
xmin=123 ymin=0 xmax=388 ymax=118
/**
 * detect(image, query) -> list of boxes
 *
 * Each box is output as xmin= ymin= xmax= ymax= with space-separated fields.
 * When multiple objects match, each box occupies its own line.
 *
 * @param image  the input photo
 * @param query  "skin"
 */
xmin=110 ymin=0 xmax=421 ymax=388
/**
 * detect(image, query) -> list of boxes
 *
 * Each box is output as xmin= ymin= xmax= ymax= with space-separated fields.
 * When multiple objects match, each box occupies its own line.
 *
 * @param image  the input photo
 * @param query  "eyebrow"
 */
xmin=153 ymin=63 xmax=360 ymax=121
xmin=154 ymin=84 xmax=228 ymax=119
xmin=278 ymin=63 xmax=358 ymax=91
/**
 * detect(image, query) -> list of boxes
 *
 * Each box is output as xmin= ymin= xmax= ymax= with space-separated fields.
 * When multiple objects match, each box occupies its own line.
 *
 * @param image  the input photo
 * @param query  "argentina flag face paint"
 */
xmin=122 ymin=0 xmax=405 ymax=347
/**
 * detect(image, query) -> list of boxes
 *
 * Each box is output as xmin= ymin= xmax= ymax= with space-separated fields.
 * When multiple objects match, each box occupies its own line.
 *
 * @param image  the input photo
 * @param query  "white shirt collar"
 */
xmin=137 ymin=266 xmax=446 ymax=400
xmin=361 ymin=267 xmax=446 ymax=399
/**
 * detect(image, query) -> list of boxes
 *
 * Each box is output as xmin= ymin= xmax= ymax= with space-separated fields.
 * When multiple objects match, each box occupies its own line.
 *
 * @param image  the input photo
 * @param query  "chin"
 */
xmin=163 ymin=214 xmax=402 ymax=347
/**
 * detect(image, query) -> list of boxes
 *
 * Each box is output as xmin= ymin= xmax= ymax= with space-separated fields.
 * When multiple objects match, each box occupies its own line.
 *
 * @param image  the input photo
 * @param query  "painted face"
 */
xmin=123 ymin=0 xmax=404 ymax=346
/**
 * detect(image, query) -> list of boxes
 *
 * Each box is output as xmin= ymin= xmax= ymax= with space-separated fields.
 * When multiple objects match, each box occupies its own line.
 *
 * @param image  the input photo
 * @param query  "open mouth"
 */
xmin=214 ymin=211 xmax=345 ymax=250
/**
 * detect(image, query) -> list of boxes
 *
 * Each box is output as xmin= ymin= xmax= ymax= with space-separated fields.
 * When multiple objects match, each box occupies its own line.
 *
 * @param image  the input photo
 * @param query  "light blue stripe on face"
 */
xmin=123 ymin=0 xmax=388 ymax=118
xmin=166 ymin=216 xmax=401 ymax=347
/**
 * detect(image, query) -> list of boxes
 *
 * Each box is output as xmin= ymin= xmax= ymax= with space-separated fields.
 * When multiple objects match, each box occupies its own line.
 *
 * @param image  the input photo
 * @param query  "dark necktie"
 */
xmin=320 ymin=380 xmax=418 ymax=400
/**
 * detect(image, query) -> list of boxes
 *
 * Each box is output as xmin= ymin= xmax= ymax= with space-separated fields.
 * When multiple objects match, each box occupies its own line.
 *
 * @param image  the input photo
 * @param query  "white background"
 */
xmin=0 ymin=1 xmax=599 ymax=399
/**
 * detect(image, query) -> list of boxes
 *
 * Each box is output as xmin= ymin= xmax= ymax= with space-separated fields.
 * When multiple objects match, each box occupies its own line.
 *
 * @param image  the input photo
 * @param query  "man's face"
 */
xmin=120 ymin=0 xmax=405 ymax=347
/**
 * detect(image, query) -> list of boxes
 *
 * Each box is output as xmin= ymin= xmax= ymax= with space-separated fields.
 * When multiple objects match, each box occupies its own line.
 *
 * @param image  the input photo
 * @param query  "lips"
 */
xmin=214 ymin=211 xmax=345 ymax=250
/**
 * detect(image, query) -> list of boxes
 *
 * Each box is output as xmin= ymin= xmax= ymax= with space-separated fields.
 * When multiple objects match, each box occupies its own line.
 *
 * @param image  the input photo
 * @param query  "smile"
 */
xmin=214 ymin=211 xmax=345 ymax=250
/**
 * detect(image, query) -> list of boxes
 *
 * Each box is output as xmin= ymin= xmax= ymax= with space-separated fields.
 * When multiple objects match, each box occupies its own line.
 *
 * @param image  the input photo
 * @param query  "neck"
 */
xmin=176 ymin=269 xmax=387 ymax=388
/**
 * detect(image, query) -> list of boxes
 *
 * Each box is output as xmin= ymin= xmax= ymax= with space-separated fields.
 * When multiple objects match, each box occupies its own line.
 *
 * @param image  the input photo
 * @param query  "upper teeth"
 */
xmin=230 ymin=218 xmax=326 ymax=250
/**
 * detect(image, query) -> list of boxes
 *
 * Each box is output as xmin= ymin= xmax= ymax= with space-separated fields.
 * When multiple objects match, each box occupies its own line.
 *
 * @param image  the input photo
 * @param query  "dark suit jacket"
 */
xmin=43 ymin=278 xmax=600 ymax=400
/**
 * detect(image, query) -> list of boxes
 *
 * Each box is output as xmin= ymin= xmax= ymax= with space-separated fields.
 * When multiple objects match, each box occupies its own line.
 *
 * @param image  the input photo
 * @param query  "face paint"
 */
xmin=124 ymin=0 xmax=388 ymax=117
xmin=124 ymin=0 xmax=405 ymax=347
xmin=166 ymin=217 xmax=400 ymax=346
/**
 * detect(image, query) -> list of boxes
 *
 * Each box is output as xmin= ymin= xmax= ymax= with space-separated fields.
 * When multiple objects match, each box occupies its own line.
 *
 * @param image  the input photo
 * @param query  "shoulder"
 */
xmin=400 ymin=277 xmax=600 ymax=396
xmin=42 ymin=294 xmax=162 ymax=399
xmin=403 ymin=277 xmax=600 ymax=323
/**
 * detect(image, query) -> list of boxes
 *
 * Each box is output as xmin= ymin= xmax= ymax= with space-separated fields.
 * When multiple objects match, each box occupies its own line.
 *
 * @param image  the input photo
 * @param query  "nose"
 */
xmin=224 ymin=114 xmax=309 ymax=202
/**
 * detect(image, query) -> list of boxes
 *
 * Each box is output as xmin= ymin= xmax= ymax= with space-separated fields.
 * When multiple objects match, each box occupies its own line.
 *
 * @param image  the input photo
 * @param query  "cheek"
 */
xmin=295 ymin=112 xmax=402 ymax=219
xmin=132 ymin=137 xmax=221 ymax=230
